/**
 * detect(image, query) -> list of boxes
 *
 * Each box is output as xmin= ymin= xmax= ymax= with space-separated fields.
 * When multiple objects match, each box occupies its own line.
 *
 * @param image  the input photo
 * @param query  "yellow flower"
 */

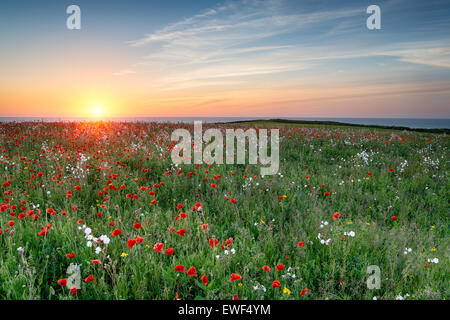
xmin=282 ymin=195 xmax=287 ymax=198
xmin=260 ymin=220 xmax=265 ymax=224
xmin=283 ymin=287 xmax=291 ymax=295
xmin=238 ymin=283 xmax=243 ymax=287
xmin=120 ymin=252 xmax=128 ymax=257
xmin=430 ymin=225 xmax=435 ymax=231
xmin=365 ymin=177 xmax=370 ymax=180
xmin=347 ymin=221 xmax=353 ymax=225
xmin=431 ymin=248 xmax=436 ymax=252
xmin=366 ymin=222 xmax=371 ymax=226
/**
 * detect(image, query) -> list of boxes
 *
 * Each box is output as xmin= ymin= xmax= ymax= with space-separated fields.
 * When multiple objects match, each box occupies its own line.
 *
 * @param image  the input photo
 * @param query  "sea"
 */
xmin=0 ymin=117 xmax=449 ymax=129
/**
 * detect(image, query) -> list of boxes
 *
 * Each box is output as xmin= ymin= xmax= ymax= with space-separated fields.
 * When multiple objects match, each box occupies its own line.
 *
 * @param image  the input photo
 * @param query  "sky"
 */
xmin=0 ymin=0 xmax=449 ymax=119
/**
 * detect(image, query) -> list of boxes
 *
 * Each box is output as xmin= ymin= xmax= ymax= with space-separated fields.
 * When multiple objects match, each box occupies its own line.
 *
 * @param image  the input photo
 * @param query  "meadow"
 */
xmin=0 ymin=121 xmax=448 ymax=300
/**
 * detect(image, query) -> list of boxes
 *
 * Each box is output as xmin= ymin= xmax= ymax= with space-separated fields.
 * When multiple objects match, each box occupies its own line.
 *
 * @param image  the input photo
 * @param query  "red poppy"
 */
xmin=297 ymin=241 xmax=304 ymax=248
xmin=57 ymin=278 xmax=68 ymax=287
xmin=392 ymin=216 xmax=397 ymax=221
xmin=65 ymin=251 xmax=75 ymax=259
xmin=70 ymin=286 xmax=77 ymax=295
xmin=272 ymin=280 xmax=281 ymax=288
xmin=276 ymin=264 xmax=285 ymax=271
xmin=262 ymin=265 xmax=271 ymax=272
xmin=175 ymin=265 xmax=185 ymax=273
xmin=209 ymin=238 xmax=218 ymax=248
xmin=153 ymin=243 xmax=164 ymax=252
xmin=8 ymin=220 xmax=14 ymax=227
xmin=92 ymin=259 xmax=101 ymax=264
xmin=300 ymin=288 xmax=308 ymax=296
xmin=127 ymin=238 xmax=137 ymax=248
xmin=85 ymin=275 xmax=96 ymax=283
xmin=165 ymin=248 xmax=174 ymax=255
xmin=201 ymin=224 xmax=208 ymax=230
xmin=187 ymin=266 xmax=197 ymax=277
xmin=324 ymin=192 xmax=330 ymax=196
xmin=229 ymin=273 xmax=242 ymax=282
xmin=176 ymin=228 xmax=186 ymax=236
xmin=112 ymin=228 xmax=122 ymax=237
xmin=200 ymin=275 xmax=208 ymax=285
xmin=332 ymin=212 xmax=341 ymax=220
xmin=134 ymin=222 xmax=142 ymax=230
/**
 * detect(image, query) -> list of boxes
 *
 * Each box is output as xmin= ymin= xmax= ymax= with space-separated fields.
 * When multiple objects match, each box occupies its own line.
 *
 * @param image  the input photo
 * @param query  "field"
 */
xmin=0 ymin=121 xmax=448 ymax=300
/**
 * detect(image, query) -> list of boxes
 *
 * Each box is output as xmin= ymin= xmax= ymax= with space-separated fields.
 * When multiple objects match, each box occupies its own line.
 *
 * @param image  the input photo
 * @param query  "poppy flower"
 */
xmin=332 ymin=212 xmax=341 ymax=220
xmin=392 ymin=216 xmax=397 ymax=221
xmin=176 ymin=228 xmax=186 ymax=236
xmin=136 ymin=235 xmax=144 ymax=244
xmin=272 ymin=280 xmax=281 ymax=288
xmin=165 ymin=248 xmax=174 ymax=255
xmin=209 ymin=238 xmax=218 ymax=248
xmin=300 ymin=288 xmax=308 ymax=296
xmin=127 ymin=238 xmax=137 ymax=249
xmin=233 ymin=295 xmax=239 ymax=300
xmin=276 ymin=264 xmax=285 ymax=271
xmin=187 ymin=266 xmax=197 ymax=277
xmin=200 ymin=275 xmax=208 ymax=285
xmin=201 ymin=224 xmax=208 ymax=230
xmin=229 ymin=273 xmax=242 ymax=282
xmin=70 ymin=286 xmax=77 ymax=295
xmin=324 ymin=192 xmax=330 ymax=196
xmin=112 ymin=228 xmax=122 ymax=237
xmin=57 ymin=278 xmax=68 ymax=287
xmin=175 ymin=265 xmax=185 ymax=273
xmin=92 ymin=259 xmax=101 ymax=264
xmin=8 ymin=220 xmax=14 ymax=227
xmin=85 ymin=275 xmax=96 ymax=283
xmin=262 ymin=265 xmax=271 ymax=272
xmin=297 ymin=241 xmax=304 ymax=248
xmin=153 ymin=243 xmax=164 ymax=252
xmin=65 ymin=251 xmax=75 ymax=259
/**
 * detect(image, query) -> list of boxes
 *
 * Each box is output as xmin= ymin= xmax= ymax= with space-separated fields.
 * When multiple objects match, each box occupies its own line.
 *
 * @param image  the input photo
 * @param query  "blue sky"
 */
xmin=1 ymin=0 xmax=449 ymax=117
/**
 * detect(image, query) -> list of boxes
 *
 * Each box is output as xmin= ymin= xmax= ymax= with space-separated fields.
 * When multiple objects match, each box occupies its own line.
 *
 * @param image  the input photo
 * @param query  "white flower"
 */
xmin=95 ymin=247 xmax=102 ymax=254
xmin=100 ymin=235 xmax=110 ymax=244
xmin=87 ymin=241 xmax=93 ymax=247
xmin=230 ymin=248 xmax=236 ymax=254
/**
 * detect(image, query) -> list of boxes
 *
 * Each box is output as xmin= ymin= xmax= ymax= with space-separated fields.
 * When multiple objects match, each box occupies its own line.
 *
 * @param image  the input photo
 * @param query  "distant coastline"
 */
xmin=0 ymin=117 xmax=449 ymax=131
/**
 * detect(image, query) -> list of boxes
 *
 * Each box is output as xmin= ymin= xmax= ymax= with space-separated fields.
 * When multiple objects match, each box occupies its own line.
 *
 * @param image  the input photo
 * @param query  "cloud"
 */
xmin=118 ymin=0 xmax=450 ymax=95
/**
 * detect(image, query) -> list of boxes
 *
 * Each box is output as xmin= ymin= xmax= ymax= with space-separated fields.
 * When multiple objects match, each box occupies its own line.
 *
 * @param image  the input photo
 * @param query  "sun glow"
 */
xmin=91 ymin=105 xmax=103 ymax=118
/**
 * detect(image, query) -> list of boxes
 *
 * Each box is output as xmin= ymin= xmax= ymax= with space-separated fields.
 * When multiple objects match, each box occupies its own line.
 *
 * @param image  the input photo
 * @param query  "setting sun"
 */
xmin=92 ymin=105 xmax=103 ymax=118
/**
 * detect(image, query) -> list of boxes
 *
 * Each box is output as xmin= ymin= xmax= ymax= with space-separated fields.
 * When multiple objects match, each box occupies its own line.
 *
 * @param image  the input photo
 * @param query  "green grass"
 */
xmin=0 ymin=121 xmax=448 ymax=300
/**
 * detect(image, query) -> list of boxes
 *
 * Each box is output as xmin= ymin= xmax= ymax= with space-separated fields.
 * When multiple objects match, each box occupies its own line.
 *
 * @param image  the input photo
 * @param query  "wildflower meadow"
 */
xmin=0 ymin=121 xmax=448 ymax=300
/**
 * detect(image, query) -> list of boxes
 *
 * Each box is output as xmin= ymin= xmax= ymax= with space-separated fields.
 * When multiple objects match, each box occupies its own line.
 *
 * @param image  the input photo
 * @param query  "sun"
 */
xmin=91 ymin=105 xmax=103 ymax=118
